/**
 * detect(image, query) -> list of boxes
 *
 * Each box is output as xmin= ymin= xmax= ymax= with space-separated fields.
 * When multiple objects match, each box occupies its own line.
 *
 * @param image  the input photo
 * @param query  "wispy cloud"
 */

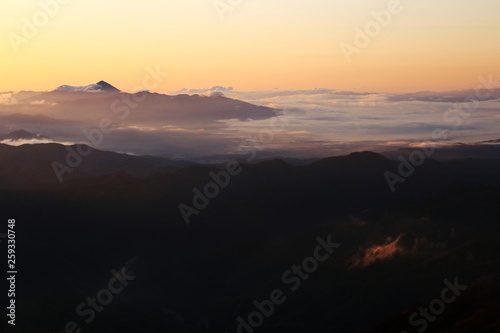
xmin=55 ymin=84 xmax=105 ymax=92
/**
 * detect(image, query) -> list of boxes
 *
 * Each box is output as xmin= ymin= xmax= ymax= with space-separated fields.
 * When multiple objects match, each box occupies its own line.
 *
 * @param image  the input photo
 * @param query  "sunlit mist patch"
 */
xmin=0 ymin=138 xmax=76 ymax=146
xmin=28 ymin=100 xmax=57 ymax=106
xmin=350 ymin=232 xmax=449 ymax=269
xmin=351 ymin=235 xmax=404 ymax=268
xmin=0 ymin=93 xmax=17 ymax=105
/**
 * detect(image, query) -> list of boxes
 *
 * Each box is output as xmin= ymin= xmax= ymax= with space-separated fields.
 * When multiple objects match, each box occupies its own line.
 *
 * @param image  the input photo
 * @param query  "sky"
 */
xmin=1 ymin=0 xmax=500 ymax=93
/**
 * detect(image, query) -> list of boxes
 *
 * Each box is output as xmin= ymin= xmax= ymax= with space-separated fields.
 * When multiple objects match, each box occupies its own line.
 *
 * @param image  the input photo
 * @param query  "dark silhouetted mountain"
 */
xmin=382 ymin=141 xmax=500 ymax=161
xmin=481 ymin=139 xmax=500 ymax=144
xmin=95 ymin=80 xmax=120 ymax=92
xmin=0 ymin=143 xmax=194 ymax=188
xmin=0 ymin=129 xmax=48 ymax=141
xmin=1 ymin=146 xmax=499 ymax=333
xmin=18 ymin=88 xmax=279 ymax=123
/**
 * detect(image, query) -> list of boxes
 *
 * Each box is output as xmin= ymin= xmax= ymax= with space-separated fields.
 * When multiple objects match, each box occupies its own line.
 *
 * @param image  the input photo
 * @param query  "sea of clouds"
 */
xmin=1 ymin=85 xmax=499 ymax=160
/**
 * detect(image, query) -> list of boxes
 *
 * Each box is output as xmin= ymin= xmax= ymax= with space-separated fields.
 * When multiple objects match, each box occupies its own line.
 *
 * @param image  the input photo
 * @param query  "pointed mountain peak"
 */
xmin=55 ymin=81 xmax=120 ymax=93
xmin=96 ymin=81 xmax=120 ymax=92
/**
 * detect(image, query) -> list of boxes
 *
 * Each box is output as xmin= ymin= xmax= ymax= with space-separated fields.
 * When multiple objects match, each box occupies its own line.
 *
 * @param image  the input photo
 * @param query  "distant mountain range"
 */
xmin=0 ymin=81 xmax=283 ymax=158
xmin=1 ymin=140 xmax=500 ymax=189
xmin=0 ymin=129 xmax=48 ymax=141
xmin=0 ymin=142 xmax=194 ymax=188
xmin=388 ymin=87 xmax=500 ymax=102
xmin=2 ymin=82 xmax=499 ymax=159
xmin=11 ymin=81 xmax=279 ymax=123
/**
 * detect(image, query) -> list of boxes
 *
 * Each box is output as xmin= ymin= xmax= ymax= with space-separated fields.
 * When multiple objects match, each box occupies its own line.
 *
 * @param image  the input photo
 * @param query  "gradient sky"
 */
xmin=1 ymin=0 xmax=499 ymax=93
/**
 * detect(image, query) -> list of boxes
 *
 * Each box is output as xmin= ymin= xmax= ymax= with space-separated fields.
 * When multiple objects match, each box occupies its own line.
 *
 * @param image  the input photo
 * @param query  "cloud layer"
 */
xmin=0 ymin=85 xmax=499 ymax=159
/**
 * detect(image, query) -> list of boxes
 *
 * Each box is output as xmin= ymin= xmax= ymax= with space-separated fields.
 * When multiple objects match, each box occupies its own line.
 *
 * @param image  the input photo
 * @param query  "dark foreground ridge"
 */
xmin=1 ymin=144 xmax=499 ymax=332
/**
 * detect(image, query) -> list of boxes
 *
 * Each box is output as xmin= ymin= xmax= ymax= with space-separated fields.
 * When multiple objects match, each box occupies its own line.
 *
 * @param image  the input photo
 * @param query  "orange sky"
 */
xmin=1 ymin=0 xmax=499 ymax=93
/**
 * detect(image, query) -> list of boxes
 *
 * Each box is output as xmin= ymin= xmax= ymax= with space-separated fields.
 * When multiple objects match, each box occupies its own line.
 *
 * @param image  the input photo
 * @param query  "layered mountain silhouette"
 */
xmin=13 ymin=82 xmax=279 ymax=123
xmin=1 ymin=143 xmax=500 ymax=332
